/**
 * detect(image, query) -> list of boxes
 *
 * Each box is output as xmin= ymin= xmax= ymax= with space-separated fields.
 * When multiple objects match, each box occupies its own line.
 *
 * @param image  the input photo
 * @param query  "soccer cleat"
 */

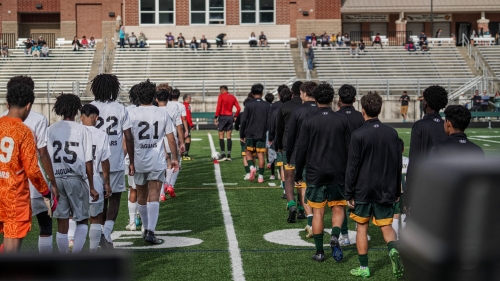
xmin=258 ymin=175 xmax=264 ymax=183
xmin=339 ymin=234 xmax=351 ymax=246
xmin=126 ymin=222 xmax=137 ymax=231
xmin=287 ymin=206 xmax=297 ymax=223
xmin=219 ymin=154 xmax=227 ymax=161
xmin=160 ymin=194 xmax=166 ymax=202
xmin=99 ymin=234 xmax=110 ymax=251
xmin=243 ymin=174 xmax=250 ymax=180
xmin=305 ymin=225 xmax=313 ymax=238
xmin=350 ymin=267 xmax=371 ymax=278
xmin=297 ymin=209 xmax=306 ymax=219
xmin=135 ymin=213 xmax=142 ymax=227
xmin=269 ymin=175 xmax=276 ymax=180
xmin=182 ymin=156 xmax=193 ymax=161
xmin=225 ymin=157 xmax=232 ymax=161
xmin=389 ymin=248 xmax=404 ymax=278
xmin=330 ymin=236 xmax=344 ymax=262
xmin=249 ymin=167 xmax=257 ymax=181
xmin=166 ymin=185 xmax=176 ymax=198
xmin=281 ymin=193 xmax=286 ymax=199
xmin=267 ymin=163 xmax=271 ymax=169
xmin=68 ymin=239 xmax=74 ymax=252
xmin=312 ymin=251 xmax=325 ymax=262
xmin=145 ymin=231 xmax=164 ymax=245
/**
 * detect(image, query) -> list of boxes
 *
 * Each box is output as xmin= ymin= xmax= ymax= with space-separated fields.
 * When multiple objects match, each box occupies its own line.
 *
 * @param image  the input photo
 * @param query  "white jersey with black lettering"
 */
xmin=90 ymin=101 xmax=132 ymax=172
xmin=47 ymin=121 xmax=93 ymax=179
xmin=85 ymin=126 xmax=111 ymax=203
xmin=3 ymin=110 xmax=48 ymax=198
xmin=128 ymin=106 xmax=174 ymax=173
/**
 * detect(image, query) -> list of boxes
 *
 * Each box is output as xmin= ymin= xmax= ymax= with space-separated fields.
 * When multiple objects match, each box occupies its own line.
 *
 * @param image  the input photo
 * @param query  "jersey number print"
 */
xmin=96 ymin=116 xmax=119 ymax=135
xmin=53 ymin=141 xmax=79 ymax=164
xmin=0 ymin=137 xmax=14 ymax=163
xmin=138 ymin=121 xmax=159 ymax=140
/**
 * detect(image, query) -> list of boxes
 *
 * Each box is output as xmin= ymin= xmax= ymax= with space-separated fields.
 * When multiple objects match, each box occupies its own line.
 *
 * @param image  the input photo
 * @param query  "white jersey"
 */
xmin=90 ymin=101 xmax=132 ymax=172
xmin=47 ymin=121 xmax=93 ymax=179
xmin=85 ymin=126 xmax=111 ymax=203
xmin=402 ymin=156 xmax=409 ymax=174
xmin=3 ymin=111 xmax=48 ymax=198
xmin=128 ymin=106 xmax=174 ymax=173
xmin=174 ymin=101 xmax=187 ymax=117
xmin=164 ymin=103 xmax=182 ymax=138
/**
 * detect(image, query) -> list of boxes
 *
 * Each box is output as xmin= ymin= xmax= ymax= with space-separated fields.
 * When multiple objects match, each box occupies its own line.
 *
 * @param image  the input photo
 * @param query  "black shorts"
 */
xmin=218 ymin=116 xmax=233 ymax=132
xmin=184 ymin=125 xmax=191 ymax=138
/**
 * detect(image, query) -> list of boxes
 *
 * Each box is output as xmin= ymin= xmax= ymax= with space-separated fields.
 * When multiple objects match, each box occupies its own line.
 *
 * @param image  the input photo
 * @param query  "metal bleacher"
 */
xmin=112 ymin=46 xmax=295 ymax=97
xmin=478 ymin=46 xmax=500 ymax=78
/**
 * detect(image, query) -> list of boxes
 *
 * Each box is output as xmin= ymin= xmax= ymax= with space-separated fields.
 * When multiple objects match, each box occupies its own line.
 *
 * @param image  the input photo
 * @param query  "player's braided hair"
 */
xmin=423 ymin=85 xmax=448 ymax=111
xmin=361 ymin=91 xmax=383 ymax=117
xmin=300 ymin=81 xmax=318 ymax=97
xmin=7 ymin=75 xmax=35 ymax=90
xmin=90 ymin=74 xmax=121 ymax=102
xmin=135 ymin=79 xmax=157 ymax=105
xmin=128 ymin=84 xmax=141 ymax=106
xmin=53 ymin=93 xmax=82 ymax=119
xmin=338 ymin=84 xmax=357 ymax=104
xmin=312 ymin=82 xmax=334 ymax=104
xmin=6 ymin=83 xmax=35 ymax=108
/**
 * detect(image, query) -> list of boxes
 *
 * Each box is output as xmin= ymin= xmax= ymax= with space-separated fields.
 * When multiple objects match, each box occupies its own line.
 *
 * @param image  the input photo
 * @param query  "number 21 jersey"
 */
xmin=128 ymin=106 xmax=174 ymax=173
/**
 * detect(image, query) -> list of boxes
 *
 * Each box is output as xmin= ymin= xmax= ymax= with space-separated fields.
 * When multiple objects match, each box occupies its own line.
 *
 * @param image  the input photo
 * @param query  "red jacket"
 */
xmin=183 ymin=102 xmax=194 ymax=128
xmin=215 ymin=93 xmax=241 ymax=117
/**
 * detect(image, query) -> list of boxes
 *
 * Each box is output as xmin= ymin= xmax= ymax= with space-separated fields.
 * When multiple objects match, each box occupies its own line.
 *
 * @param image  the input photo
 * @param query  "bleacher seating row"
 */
xmin=478 ymin=46 xmax=500 ymax=77
xmin=115 ymin=38 xmax=290 ymax=48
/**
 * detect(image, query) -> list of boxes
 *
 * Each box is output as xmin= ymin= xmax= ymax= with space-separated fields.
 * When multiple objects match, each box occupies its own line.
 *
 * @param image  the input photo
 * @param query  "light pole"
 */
xmin=430 ymin=0 xmax=434 ymax=36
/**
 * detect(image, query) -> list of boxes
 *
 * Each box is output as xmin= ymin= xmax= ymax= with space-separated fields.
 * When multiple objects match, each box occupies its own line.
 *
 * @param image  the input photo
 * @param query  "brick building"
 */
xmin=0 ymin=0 xmax=499 ymax=42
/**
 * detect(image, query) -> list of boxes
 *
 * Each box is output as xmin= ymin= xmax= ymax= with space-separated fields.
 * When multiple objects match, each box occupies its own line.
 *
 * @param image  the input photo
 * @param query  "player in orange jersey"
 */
xmin=0 ymin=84 xmax=57 ymax=253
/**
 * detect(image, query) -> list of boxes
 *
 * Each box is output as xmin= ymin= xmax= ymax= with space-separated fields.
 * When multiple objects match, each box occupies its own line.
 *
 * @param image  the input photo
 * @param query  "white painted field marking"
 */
xmin=208 ymin=133 xmax=245 ymax=281
xmin=268 ymin=183 xmax=276 ymax=187
xmin=469 ymin=137 xmax=500 ymax=144
xmin=264 ymin=229 xmax=368 ymax=247
xmin=191 ymin=138 xmax=202 ymax=141
xmin=111 ymin=230 xmax=203 ymax=249
xmin=470 ymin=135 xmax=500 ymax=138
xmin=203 ymin=183 xmax=238 ymax=186
xmin=483 ymin=144 xmax=491 ymax=147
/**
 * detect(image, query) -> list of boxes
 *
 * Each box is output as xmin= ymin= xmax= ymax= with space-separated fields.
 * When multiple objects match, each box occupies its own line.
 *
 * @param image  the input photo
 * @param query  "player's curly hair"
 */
xmin=361 ymin=92 xmax=382 ymax=118
xmin=423 ymin=85 xmax=448 ymax=111
xmin=279 ymin=88 xmax=292 ymax=103
xmin=6 ymin=83 xmax=35 ymax=108
xmin=134 ymin=79 xmax=157 ymax=105
xmin=312 ymin=82 xmax=334 ymax=105
xmin=53 ymin=93 xmax=82 ymax=119
xmin=265 ymin=93 xmax=274 ymax=103
xmin=171 ymin=89 xmax=181 ymax=100
xmin=156 ymin=89 xmax=170 ymax=102
xmin=157 ymin=83 xmax=172 ymax=93
xmin=444 ymin=105 xmax=471 ymax=132
xmin=338 ymin=84 xmax=357 ymax=104
xmin=251 ymin=83 xmax=264 ymax=95
xmin=81 ymin=104 xmax=99 ymax=117
xmin=277 ymin=84 xmax=288 ymax=97
xmin=128 ymin=84 xmax=141 ymax=106
xmin=91 ymin=74 xmax=121 ymax=102
xmin=291 ymin=81 xmax=303 ymax=97
xmin=300 ymin=81 xmax=318 ymax=97
xmin=7 ymin=75 xmax=35 ymax=90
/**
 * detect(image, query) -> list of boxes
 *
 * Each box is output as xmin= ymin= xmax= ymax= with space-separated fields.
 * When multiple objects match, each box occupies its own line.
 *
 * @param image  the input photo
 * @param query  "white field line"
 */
xmin=207 ymin=132 xmax=245 ymax=281
xmin=469 ymin=137 xmax=500 ymax=144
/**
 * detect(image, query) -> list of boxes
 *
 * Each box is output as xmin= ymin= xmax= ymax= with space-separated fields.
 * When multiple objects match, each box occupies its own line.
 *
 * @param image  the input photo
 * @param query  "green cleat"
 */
xmin=350 ymin=267 xmax=371 ymax=278
xmin=389 ymin=248 xmax=404 ymax=279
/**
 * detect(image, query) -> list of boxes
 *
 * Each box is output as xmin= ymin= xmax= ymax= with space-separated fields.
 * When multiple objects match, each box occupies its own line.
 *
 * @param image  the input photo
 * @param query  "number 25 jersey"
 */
xmin=47 ymin=121 xmax=93 ymax=179
xmin=128 ymin=106 xmax=174 ymax=173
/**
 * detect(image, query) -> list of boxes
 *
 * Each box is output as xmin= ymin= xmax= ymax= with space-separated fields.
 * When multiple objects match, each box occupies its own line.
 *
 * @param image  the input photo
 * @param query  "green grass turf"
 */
xmin=4 ymin=128 xmax=500 ymax=280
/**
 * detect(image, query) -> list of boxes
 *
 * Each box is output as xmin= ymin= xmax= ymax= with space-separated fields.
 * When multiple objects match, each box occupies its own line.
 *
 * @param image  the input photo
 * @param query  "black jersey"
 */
xmin=286 ymin=101 xmax=318 ymax=164
xmin=239 ymin=98 xmax=272 ymax=140
xmin=295 ymin=107 xmax=351 ymax=186
xmin=430 ymin=133 xmax=484 ymax=159
xmin=268 ymin=102 xmax=283 ymax=144
xmin=336 ymin=105 xmax=364 ymax=132
xmin=345 ymin=118 xmax=402 ymax=203
xmin=276 ymin=97 xmax=302 ymax=151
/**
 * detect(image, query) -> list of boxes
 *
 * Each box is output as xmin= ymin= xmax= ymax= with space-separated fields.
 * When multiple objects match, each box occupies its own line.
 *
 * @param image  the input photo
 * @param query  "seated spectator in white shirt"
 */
xmin=129 ymin=32 xmax=138 ymax=48
xmin=41 ymin=44 xmax=50 ymax=57
xmin=249 ymin=32 xmax=258 ymax=47
xmin=89 ymin=37 xmax=96 ymax=49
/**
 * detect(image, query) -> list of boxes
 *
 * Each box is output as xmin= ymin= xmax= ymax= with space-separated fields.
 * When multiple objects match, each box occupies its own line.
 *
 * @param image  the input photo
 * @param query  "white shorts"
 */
xmin=53 ymin=177 xmax=90 ymax=222
xmin=102 ymin=171 xmax=126 ymax=193
xmin=134 ymin=170 xmax=166 ymax=186
xmin=31 ymin=197 xmax=47 ymax=216
xmin=125 ymin=163 xmax=136 ymax=189
xmin=89 ymin=201 xmax=104 ymax=217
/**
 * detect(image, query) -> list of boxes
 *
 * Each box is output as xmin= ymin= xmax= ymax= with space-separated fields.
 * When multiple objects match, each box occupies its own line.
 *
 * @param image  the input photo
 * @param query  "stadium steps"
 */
xmin=477 ymin=46 xmax=500 ymax=78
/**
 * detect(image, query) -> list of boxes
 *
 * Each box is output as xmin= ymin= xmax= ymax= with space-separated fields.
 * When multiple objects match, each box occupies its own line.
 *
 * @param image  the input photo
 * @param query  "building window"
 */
xmin=241 ymin=0 xmax=275 ymax=24
xmin=140 ymin=0 xmax=175 ymax=25
xmin=190 ymin=0 xmax=225 ymax=25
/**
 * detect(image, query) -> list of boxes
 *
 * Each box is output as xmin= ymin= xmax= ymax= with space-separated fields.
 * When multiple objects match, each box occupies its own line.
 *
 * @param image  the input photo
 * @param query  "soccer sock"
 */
xmin=341 ymin=211 xmax=349 ymax=235
xmin=298 ymin=205 xmax=305 ymax=212
xmin=307 ymin=215 xmax=313 ymax=227
xmin=244 ymin=165 xmax=250 ymax=173
xmin=401 ymin=214 xmax=407 ymax=230
xmin=387 ymin=241 xmax=398 ymax=252
xmin=227 ymin=139 xmax=232 ymax=156
xmin=271 ymin=162 xmax=275 ymax=175
xmin=185 ymin=143 xmax=191 ymax=154
xmin=38 ymin=235 xmax=52 ymax=254
xmin=313 ymin=233 xmax=324 ymax=252
xmin=89 ymin=224 xmax=101 ymax=252
xmin=248 ymin=160 xmax=254 ymax=168
xmin=138 ymin=204 xmax=149 ymax=230
xmin=392 ymin=219 xmax=399 ymax=239
xmin=68 ymin=219 xmax=76 ymax=240
xmin=287 ymin=200 xmax=296 ymax=209
xmin=358 ymin=254 xmax=369 ymax=268
xmin=56 ymin=232 xmax=69 ymax=254
xmin=219 ymin=139 xmax=225 ymax=154
xmin=72 ymin=224 xmax=88 ymax=254
xmin=281 ymin=181 xmax=285 ymax=189
xmin=258 ymin=167 xmax=265 ymax=176
xmin=147 ymin=202 xmax=160 ymax=232
xmin=166 ymin=168 xmax=173 ymax=185
xmin=331 ymin=226 xmax=341 ymax=239
xmin=128 ymin=200 xmax=137 ymax=224
xmin=171 ymin=170 xmax=179 ymax=188
xmin=103 ymin=220 xmax=115 ymax=243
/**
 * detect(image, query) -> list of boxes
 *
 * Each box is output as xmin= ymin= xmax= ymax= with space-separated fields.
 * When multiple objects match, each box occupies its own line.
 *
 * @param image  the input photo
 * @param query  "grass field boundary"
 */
xmin=208 ymin=132 xmax=246 ymax=281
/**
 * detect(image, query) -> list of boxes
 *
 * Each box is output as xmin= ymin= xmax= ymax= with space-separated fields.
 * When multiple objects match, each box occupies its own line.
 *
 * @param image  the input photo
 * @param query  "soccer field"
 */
xmin=10 ymin=128 xmax=500 ymax=280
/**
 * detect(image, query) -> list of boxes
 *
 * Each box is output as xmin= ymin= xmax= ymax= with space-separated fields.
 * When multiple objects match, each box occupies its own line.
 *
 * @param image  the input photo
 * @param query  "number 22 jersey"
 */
xmin=128 ymin=106 xmax=174 ymax=173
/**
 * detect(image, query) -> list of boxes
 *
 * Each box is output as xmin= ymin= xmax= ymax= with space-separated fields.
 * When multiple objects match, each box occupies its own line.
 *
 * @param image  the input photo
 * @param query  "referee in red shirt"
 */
xmin=183 ymin=94 xmax=194 ymax=160
xmin=215 ymin=85 xmax=241 ymax=161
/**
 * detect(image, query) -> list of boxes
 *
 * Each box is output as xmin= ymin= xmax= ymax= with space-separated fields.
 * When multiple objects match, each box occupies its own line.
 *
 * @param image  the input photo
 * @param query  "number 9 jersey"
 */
xmin=47 ymin=121 xmax=93 ymax=179
xmin=128 ymin=106 xmax=174 ymax=173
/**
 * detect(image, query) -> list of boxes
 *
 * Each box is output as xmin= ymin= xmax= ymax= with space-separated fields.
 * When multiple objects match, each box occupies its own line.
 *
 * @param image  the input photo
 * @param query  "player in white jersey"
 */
xmin=80 ymin=104 xmax=112 ymax=252
xmin=168 ymin=89 xmax=188 ymax=193
xmin=48 ymin=94 xmax=99 ymax=254
xmin=4 ymin=75 xmax=59 ymax=254
xmin=156 ymin=89 xmax=185 ymax=200
xmin=89 ymin=74 xmax=135 ymax=247
xmin=393 ymin=138 xmax=409 ymax=239
xmin=128 ymin=80 xmax=179 ymax=244
xmin=125 ymin=85 xmax=140 ymax=230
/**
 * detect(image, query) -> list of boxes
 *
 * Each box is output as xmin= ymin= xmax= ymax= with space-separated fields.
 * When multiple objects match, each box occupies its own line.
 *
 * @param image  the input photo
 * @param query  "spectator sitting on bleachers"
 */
xmin=249 ymin=32 xmax=258 ymax=47
xmin=138 ymin=32 xmax=147 ymax=48
xmin=321 ymin=32 xmax=330 ymax=47
xmin=178 ymin=33 xmax=186 ymax=48
xmin=259 ymin=31 xmax=267 ymax=47
xmin=359 ymin=39 xmax=365 ymax=52
xmin=216 ymin=33 xmax=226 ymax=48
xmin=372 ymin=33 xmax=383 ymax=48
xmin=37 ymin=36 xmax=46 ymax=47
xmin=190 ymin=37 xmax=198 ymax=50
xmin=1 ymin=43 xmax=8 ymax=58
xmin=128 ymin=32 xmax=138 ymax=48
xmin=23 ymin=37 xmax=34 ymax=55
xmin=310 ymin=33 xmax=317 ymax=46
xmin=81 ymin=36 xmax=89 ymax=49
xmin=166 ymin=32 xmax=174 ymax=48
xmin=72 ymin=36 xmax=82 ymax=51
xmin=481 ymin=90 xmax=489 ymax=112
xmin=201 ymin=35 xmax=208 ymax=50
xmin=336 ymin=32 xmax=343 ymax=46
xmin=350 ymin=41 xmax=359 ymax=56
xmin=471 ymin=90 xmax=482 ymax=112
xmin=405 ymin=38 xmax=416 ymax=53
xmin=330 ymin=33 xmax=337 ymax=46
xmin=420 ymin=39 xmax=429 ymax=53
xmin=419 ymin=31 xmax=428 ymax=43
xmin=343 ymin=33 xmax=351 ymax=46
xmin=41 ymin=44 xmax=49 ymax=57
xmin=89 ymin=37 xmax=96 ymax=48
xmin=31 ymin=43 xmax=41 ymax=57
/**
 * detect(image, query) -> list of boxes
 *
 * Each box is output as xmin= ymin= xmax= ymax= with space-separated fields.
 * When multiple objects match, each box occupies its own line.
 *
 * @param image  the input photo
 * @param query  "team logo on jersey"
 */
xmin=322 ymin=112 xmax=328 ymax=115
xmin=433 ymin=118 xmax=441 ymax=122
xmin=374 ymin=124 xmax=379 ymax=128
xmin=459 ymin=140 xmax=466 ymax=144
xmin=346 ymin=111 xmax=351 ymax=114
